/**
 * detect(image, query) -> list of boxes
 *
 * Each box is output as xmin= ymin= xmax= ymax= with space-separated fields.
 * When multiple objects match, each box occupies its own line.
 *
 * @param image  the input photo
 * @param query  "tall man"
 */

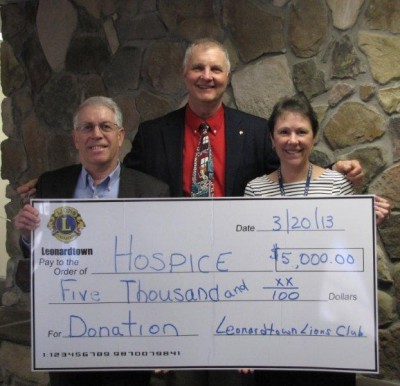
xmin=123 ymin=38 xmax=362 ymax=199
xmin=15 ymin=96 xmax=169 ymax=386
xmin=122 ymin=38 xmax=363 ymax=386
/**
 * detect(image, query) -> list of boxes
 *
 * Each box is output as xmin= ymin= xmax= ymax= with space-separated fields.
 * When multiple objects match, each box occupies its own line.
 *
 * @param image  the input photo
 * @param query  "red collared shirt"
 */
xmin=183 ymin=105 xmax=226 ymax=197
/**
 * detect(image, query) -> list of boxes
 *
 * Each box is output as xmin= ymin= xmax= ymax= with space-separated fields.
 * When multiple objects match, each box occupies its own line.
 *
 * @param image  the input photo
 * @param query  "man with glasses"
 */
xmin=14 ymin=96 xmax=169 ymax=386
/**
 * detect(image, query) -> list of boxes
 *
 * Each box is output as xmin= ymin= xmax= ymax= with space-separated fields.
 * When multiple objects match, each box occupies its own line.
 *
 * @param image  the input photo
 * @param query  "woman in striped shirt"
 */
xmin=245 ymin=94 xmax=389 ymax=225
xmin=246 ymin=95 xmax=390 ymax=386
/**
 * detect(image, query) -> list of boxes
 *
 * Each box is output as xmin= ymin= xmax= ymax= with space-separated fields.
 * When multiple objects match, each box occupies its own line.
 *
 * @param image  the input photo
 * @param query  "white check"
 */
xmin=31 ymin=197 xmax=378 ymax=373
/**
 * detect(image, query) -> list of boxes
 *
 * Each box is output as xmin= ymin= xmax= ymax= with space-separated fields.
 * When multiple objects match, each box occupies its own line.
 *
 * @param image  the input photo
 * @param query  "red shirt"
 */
xmin=183 ymin=105 xmax=226 ymax=197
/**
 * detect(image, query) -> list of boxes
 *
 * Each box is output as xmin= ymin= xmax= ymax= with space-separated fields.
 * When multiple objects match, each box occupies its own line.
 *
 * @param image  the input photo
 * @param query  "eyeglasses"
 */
xmin=75 ymin=122 xmax=120 ymax=134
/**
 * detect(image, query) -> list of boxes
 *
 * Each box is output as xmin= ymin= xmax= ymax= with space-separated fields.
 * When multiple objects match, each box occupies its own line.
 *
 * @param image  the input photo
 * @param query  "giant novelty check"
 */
xmin=31 ymin=197 xmax=378 ymax=372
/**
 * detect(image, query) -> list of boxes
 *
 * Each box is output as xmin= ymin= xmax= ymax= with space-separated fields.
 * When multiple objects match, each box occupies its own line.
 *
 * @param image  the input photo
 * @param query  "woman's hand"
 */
xmin=239 ymin=368 xmax=254 ymax=374
xmin=374 ymin=195 xmax=391 ymax=226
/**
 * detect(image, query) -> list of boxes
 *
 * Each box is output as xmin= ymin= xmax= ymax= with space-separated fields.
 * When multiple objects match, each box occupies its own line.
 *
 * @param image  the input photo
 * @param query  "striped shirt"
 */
xmin=244 ymin=169 xmax=354 ymax=197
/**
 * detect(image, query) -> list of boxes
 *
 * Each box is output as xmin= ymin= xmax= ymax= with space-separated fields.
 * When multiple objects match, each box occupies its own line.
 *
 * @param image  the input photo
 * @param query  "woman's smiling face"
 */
xmin=271 ymin=111 xmax=316 ymax=168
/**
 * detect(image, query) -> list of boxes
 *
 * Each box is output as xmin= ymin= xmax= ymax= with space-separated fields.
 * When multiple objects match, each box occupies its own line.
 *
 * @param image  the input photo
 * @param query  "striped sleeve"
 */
xmin=244 ymin=169 xmax=354 ymax=197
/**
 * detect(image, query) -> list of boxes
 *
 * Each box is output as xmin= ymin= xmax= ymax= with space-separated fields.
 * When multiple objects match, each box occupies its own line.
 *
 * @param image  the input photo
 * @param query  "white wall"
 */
xmin=0 ymin=38 xmax=9 ymax=279
xmin=0 ymin=136 xmax=8 ymax=279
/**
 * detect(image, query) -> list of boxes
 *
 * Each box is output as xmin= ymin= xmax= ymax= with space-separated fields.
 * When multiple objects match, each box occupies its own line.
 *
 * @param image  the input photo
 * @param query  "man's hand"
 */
xmin=332 ymin=160 xmax=364 ymax=186
xmin=17 ymin=178 xmax=38 ymax=204
xmin=14 ymin=204 xmax=40 ymax=242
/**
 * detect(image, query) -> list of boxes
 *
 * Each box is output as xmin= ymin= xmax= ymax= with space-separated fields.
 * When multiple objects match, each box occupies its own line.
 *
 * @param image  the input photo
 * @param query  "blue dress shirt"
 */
xmin=73 ymin=163 xmax=121 ymax=199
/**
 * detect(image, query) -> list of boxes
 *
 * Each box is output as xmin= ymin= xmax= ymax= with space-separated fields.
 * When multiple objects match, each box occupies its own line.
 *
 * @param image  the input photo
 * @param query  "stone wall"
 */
xmin=0 ymin=0 xmax=399 ymax=383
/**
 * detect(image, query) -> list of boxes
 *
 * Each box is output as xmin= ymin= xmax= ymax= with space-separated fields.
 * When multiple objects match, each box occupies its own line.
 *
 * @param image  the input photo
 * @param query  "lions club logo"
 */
xmin=47 ymin=206 xmax=86 ymax=243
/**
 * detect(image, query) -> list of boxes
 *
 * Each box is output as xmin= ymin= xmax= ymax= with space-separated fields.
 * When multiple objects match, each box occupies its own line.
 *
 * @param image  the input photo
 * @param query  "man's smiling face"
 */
xmin=72 ymin=104 xmax=124 ymax=174
xmin=183 ymin=44 xmax=230 ymax=110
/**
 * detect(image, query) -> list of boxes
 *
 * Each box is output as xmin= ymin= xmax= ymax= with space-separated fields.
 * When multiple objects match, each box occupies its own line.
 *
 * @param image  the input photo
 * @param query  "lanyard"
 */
xmin=277 ymin=164 xmax=313 ymax=196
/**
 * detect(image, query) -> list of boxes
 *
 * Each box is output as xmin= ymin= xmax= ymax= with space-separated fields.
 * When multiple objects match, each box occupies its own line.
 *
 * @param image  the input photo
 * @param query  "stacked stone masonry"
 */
xmin=1 ymin=0 xmax=400 ymax=384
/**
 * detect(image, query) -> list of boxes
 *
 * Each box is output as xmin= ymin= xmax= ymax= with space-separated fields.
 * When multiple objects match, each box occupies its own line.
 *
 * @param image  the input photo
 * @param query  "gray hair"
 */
xmin=183 ymin=38 xmax=231 ymax=73
xmin=73 ymin=96 xmax=123 ymax=128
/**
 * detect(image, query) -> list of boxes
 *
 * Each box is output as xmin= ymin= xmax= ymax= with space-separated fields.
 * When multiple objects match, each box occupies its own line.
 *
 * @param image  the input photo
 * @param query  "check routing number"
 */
xmin=31 ymin=197 xmax=378 ymax=372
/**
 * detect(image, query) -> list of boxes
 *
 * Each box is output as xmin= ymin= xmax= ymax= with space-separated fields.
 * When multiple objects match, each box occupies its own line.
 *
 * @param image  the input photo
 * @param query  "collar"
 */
xmin=185 ymin=105 xmax=225 ymax=136
xmin=81 ymin=162 xmax=121 ymax=190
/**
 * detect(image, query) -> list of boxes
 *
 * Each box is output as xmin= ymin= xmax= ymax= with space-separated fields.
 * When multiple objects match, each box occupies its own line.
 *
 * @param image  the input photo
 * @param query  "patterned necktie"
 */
xmin=191 ymin=122 xmax=214 ymax=197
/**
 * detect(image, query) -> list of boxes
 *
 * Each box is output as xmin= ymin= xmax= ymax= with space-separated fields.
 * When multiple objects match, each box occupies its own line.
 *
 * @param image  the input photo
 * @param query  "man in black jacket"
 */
xmin=15 ymin=96 xmax=169 ymax=386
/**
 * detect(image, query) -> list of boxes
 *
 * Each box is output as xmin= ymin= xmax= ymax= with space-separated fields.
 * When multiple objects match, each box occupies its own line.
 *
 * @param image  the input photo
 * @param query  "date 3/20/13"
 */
xmin=235 ymin=207 xmax=335 ymax=233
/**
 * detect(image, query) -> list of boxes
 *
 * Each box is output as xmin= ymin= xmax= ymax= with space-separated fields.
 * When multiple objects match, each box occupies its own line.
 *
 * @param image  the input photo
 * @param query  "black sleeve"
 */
xmin=264 ymin=129 xmax=280 ymax=174
xmin=123 ymin=124 xmax=145 ymax=172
